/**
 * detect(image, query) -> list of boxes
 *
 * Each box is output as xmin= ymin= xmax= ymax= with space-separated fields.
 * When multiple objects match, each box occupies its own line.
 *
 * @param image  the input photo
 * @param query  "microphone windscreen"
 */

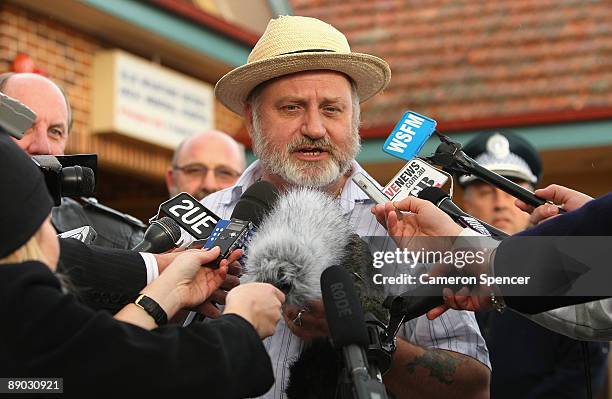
xmin=341 ymin=234 xmax=387 ymax=323
xmin=417 ymin=186 xmax=448 ymax=204
xmin=231 ymin=180 xmax=279 ymax=226
xmin=321 ymin=265 xmax=369 ymax=347
xmin=243 ymin=187 xmax=352 ymax=306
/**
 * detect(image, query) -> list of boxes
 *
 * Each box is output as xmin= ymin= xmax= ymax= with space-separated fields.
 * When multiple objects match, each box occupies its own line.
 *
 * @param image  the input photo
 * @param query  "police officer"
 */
xmin=0 ymin=72 xmax=145 ymax=249
xmin=459 ymin=130 xmax=608 ymax=399
xmin=459 ymin=130 xmax=542 ymax=235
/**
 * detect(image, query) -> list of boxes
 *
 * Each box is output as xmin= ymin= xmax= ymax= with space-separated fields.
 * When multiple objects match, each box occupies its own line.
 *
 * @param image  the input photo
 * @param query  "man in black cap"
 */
xmin=459 ymin=130 xmax=608 ymax=399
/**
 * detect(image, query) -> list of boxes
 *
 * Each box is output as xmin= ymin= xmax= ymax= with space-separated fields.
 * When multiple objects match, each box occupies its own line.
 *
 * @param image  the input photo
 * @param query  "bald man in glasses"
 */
xmin=166 ymin=130 xmax=246 ymax=200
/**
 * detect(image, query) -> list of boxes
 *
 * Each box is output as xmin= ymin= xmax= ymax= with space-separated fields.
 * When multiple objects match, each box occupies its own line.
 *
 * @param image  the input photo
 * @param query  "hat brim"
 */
xmin=459 ymin=165 xmax=537 ymax=186
xmin=215 ymin=52 xmax=391 ymax=115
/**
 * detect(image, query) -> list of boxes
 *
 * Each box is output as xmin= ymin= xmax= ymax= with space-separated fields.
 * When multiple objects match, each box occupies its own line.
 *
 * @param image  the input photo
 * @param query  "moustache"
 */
xmin=287 ymin=137 xmax=335 ymax=155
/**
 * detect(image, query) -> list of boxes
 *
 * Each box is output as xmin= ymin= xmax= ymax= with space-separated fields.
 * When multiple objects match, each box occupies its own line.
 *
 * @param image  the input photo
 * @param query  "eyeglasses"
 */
xmin=173 ymin=164 xmax=241 ymax=184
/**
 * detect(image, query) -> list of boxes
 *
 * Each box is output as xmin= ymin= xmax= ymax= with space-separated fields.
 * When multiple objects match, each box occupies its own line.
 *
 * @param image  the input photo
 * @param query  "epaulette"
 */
xmin=80 ymin=197 xmax=147 ymax=229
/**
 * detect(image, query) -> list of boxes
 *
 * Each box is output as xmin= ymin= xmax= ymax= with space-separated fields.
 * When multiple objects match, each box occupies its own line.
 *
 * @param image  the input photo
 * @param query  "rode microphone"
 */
xmin=321 ymin=265 xmax=388 ymax=399
xmin=33 ymin=155 xmax=96 ymax=206
xmin=418 ymin=186 xmax=509 ymax=239
xmin=131 ymin=216 xmax=182 ymax=253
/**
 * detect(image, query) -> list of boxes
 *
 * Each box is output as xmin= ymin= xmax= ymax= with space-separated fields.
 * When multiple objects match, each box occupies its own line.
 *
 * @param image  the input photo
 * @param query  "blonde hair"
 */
xmin=0 ymin=230 xmax=47 ymax=265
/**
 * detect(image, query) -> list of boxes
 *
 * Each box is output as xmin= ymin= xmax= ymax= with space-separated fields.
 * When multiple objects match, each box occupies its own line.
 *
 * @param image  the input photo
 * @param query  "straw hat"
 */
xmin=215 ymin=15 xmax=391 ymax=115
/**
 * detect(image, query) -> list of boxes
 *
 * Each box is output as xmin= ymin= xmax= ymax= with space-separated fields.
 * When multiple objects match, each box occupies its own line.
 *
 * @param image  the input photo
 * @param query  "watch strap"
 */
xmin=134 ymin=294 xmax=168 ymax=325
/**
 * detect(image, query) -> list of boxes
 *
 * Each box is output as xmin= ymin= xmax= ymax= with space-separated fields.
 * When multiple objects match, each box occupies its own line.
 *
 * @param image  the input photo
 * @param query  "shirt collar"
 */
xmin=221 ymin=159 xmax=377 ymax=209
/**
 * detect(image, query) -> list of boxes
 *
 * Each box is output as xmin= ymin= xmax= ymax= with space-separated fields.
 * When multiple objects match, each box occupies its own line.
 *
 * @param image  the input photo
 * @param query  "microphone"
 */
xmin=243 ymin=187 xmax=352 ymax=306
xmin=353 ymin=111 xmax=446 ymax=205
xmin=154 ymin=192 xmax=221 ymax=241
xmin=382 ymin=111 xmax=437 ymax=162
xmin=427 ymin=138 xmax=564 ymax=211
xmin=0 ymin=91 xmax=36 ymax=139
xmin=33 ymin=155 xmax=96 ymax=206
xmin=203 ymin=180 xmax=279 ymax=267
xmin=417 ymin=186 xmax=509 ymax=239
xmin=182 ymin=181 xmax=279 ymax=326
xmin=321 ymin=265 xmax=388 ymax=399
xmin=131 ymin=216 xmax=182 ymax=253
xmin=57 ymin=225 xmax=97 ymax=245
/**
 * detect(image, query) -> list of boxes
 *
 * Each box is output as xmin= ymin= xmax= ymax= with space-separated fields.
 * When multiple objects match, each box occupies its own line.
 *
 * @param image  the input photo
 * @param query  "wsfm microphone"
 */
xmin=131 ymin=216 xmax=182 ymax=253
xmin=321 ymin=265 xmax=388 ymax=399
xmin=417 ymin=186 xmax=509 ymax=239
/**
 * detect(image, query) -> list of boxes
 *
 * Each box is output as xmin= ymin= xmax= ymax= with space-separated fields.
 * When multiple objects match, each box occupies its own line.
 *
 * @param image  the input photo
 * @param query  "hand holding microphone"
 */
xmin=224 ymin=282 xmax=285 ymax=339
xmin=371 ymin=196 xmax=463 ymax=242
xmin=516 ymin=184 xmax=593 ymax=225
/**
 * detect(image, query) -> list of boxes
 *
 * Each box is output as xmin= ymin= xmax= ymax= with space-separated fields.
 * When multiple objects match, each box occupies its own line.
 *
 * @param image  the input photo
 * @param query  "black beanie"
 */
xmin=0 ymin=133 xmax=54 ymax=258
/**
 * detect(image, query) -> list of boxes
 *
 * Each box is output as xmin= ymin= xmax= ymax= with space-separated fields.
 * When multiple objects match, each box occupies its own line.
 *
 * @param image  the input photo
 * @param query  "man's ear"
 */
xmin=165 ymin=168 xmax=175 ymax=196
xmin=244 ymin=103 xmax=254 ymax=137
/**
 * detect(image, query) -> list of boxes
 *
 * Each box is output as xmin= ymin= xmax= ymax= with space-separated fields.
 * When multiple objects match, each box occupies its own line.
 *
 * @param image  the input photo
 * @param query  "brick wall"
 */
xmin=0 ymin=2 xmax=245 ymax=218
xmin=0 ymin=2 xmax=245 ymax=175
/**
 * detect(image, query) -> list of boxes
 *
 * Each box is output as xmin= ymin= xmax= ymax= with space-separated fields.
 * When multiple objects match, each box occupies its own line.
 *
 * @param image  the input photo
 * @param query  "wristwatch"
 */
xmin=134 ymin=294 xmax=168 ymax=325
xmin=490 ymin=291 xmax=506 ymax=314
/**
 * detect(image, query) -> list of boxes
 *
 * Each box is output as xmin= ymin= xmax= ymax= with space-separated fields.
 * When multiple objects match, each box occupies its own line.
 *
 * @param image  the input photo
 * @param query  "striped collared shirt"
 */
xmin=194 ymin=160 xmax=490 ymax=398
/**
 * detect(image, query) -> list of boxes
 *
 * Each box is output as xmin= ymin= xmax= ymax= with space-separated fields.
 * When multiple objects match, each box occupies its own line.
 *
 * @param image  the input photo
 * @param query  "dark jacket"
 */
xmin=52 ymin=197 xmax=145 ymax=250
xmin=477 ymin=310 xmax=608 ymax=399
xmin=496 ymin=193 xmax=612 ymax=314
xmin=0 ymin=261 xmax=274 ymax=397
xmin=58 ymin=238 xmax=147 ymax=312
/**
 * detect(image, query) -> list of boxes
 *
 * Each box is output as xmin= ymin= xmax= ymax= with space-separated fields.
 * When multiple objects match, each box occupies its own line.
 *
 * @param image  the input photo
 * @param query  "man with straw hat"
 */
xmin=208 ymin=15 xmax=491 ymax=398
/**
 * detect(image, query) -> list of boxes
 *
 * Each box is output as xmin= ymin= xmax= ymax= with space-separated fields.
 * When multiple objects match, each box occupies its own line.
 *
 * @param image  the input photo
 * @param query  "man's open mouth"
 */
xmin=293 ymin=146 xmax=329 ymax=157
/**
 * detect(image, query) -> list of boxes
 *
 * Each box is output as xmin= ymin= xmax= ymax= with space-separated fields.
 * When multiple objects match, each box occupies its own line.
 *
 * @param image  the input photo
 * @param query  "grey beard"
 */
xmin=251 ymin=114 xmax=360 ymax=188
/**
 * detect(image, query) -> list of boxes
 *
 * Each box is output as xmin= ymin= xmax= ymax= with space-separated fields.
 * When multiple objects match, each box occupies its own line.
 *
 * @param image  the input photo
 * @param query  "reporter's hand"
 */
xmin=155 ymin=247 xmax=235 ymax=311
xmin=371 ymin=197 xmax=462 ymax=247
xmin=154 ymin=249 xmax=184 ymax=274
xmin=515 ymin=184 xmax=593 ymax=225
xmin=426 ymin=287 xmax=494 ymax=320
xmin=120 ymin=247 xmax=229 ymax=328
xmin=197 ymin=254 xmax=243 ymax=318
xmin=283 ymin=300 xmax=329 ymax=342
xmin=224 ymin=283 xmax=285 ymax=339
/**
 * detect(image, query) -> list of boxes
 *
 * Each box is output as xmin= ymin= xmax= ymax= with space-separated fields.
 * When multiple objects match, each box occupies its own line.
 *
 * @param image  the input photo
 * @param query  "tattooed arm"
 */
xmin=383 ymin=338 xmax=490 ymax=399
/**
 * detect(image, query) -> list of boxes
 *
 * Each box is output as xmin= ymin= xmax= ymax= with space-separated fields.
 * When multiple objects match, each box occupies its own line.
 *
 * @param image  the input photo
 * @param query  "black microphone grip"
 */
xmin=464 ymin=154 xmax=565 ymax=213
xmin=390 ymin=283 xmax=448 ymax=321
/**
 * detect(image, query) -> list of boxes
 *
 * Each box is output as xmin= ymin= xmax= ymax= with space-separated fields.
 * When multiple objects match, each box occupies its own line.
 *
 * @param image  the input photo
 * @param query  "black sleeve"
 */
xmin=517 ymin=192 xmax=612 ymax=237
xmin=58 ymin=238 xmax=147 ymax=312
xmin=495 ymin=193 xmax=612 ymax=314
xmin=1 ymin=262 xmax=274 ymax=397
